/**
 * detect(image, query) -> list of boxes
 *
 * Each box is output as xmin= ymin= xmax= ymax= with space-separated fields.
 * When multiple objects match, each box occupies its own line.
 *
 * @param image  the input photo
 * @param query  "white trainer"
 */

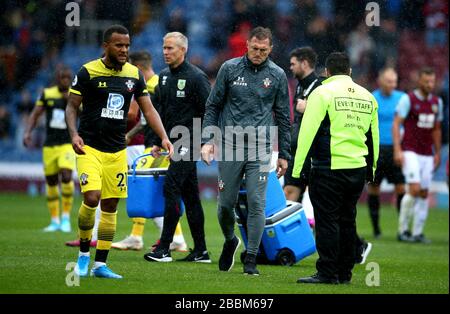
xmin=43 ymin=222 xmax=60 ymax=232
xmin=111 ymin=235 xmax=144 ymax=250
xmin=169 ymin=241 xmax=188 ymax=252
xmin=359 ymin=242 xmax=373 ymax=264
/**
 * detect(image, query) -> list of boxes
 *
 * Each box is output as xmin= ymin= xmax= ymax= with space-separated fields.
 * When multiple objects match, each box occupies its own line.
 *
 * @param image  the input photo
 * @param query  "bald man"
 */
xmin=367 ymin=68 xmax=406 ymax=238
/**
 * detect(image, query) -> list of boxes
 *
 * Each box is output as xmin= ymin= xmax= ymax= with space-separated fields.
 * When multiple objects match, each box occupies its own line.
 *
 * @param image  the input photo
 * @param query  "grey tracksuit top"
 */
xmin=202 ymin=55 xmax=291 ymax=161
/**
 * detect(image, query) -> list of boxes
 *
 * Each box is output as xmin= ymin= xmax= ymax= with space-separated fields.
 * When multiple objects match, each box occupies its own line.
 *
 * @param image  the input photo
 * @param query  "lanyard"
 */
xmin=302 ymin=79 xmax=318 ymax=98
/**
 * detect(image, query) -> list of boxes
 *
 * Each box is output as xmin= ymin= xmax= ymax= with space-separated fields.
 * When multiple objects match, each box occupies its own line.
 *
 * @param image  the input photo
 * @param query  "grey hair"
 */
xmin=163 ymin=32 xmax=188 ymax=51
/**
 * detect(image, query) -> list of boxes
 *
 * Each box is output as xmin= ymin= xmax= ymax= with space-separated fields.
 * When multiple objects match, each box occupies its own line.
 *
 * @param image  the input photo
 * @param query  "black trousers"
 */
xmin=309 ymin=167 xmax=366 ymax=281
xmin=160 ymin=160 xmax=206 ymax=252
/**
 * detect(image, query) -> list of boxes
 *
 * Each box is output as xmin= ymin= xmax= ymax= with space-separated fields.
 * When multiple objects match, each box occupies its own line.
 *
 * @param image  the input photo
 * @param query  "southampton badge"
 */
xmin=263 ymin=78 xmax=272 ymax=88
xmin=218 ymin=179 xmax=225 ymax=191
xmin=177 ymin=79 xmax=186 ymax=90
xmin=125 ymin=79 xmax=135 ymax=92
xmin=72 ymin=75 xmax=78 ymax=86
xmin=80 ymin=173 xmax=89 ymax=186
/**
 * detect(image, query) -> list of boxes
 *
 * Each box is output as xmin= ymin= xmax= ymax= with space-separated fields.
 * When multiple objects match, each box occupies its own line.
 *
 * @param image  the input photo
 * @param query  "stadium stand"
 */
xmin=0 ymin=0 xmax=447 ymax=207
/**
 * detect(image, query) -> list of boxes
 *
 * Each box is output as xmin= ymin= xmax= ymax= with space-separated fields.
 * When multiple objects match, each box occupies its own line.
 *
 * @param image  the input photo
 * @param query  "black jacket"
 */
xmin=153 ymin=61 xmax=211 ymax=150
xmin=291 ymin=72 xmax=324 ymax=148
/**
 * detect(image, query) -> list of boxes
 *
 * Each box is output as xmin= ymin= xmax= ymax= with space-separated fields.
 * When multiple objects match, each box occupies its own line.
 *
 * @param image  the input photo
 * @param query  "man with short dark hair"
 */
xmin=393 ymin=67 xmax=443 ymax=244
xmin=66 ymin=25 xmax=173 ymax=279
xmin=202 ymin=26 xmax=291 ymax=275
xmin=24 ymin=66 xmax=75 ymax=233
xmin=112 ymin=50 xmax=188 ymax=252
xmin=283 ymin=47 xmax=322 ymax=203
xmin=294 ymin=52 xmax=379 ymax=284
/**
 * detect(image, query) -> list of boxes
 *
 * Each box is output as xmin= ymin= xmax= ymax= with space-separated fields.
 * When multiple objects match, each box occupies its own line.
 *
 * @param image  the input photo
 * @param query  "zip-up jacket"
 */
xmin=153 ymin=61 xmax=211 ymax=148
xmin=202 ymin=55 xmax=291 ymax=161
xmin=293 ymin=75 xmax=379 ymax=180
xmin=291 ymin=72 xmax=324 ymax=149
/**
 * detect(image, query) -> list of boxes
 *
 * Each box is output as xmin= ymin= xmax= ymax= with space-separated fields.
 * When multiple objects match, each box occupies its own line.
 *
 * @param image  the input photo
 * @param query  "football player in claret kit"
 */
xmin=393 ymin=67 xmax=443 ymax=244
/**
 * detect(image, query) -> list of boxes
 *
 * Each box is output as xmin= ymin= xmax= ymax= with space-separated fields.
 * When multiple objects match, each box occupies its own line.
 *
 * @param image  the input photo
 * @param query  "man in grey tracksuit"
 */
xmin=201 ymin=27 xmax=291 ymax=275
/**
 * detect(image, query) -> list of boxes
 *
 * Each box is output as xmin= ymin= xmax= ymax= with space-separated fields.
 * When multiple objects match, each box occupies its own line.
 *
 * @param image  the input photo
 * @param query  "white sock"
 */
xmin=399 ymin=193 xmax=416 ymax=234
xmin=173 ymin=234 xmax=185 ymax=244
xmin=93 ymin=262 xmax=106 ymax=269
xmin=61 ymin=213 xmax=70 ymax=220
xmin=91 ymin=206 xmax=101 ymax=241
xmin=412 ymin=197 xmax=428 ymax=236
xmin=78 ymin=251 xmax=90 ymax=257
xmin=131 ymin=235 xmax=143 ymax=241
xmin=51 ymin=217 xmax=60 ymax=224
xmin=153 ymin=217 xmax=164 ymax=237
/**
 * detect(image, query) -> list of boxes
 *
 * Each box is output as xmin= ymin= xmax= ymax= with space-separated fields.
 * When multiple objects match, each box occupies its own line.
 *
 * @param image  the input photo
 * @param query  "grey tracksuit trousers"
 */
xmin=217 ymin=160 xmax=269 ymax=256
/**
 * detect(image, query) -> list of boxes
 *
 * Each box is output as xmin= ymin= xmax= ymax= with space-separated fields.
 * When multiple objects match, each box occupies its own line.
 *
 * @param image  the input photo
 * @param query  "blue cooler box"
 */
xmin=264 ymin=171 xmax=287 ymax=217
xmin=127 ymin=154 xmax=185 ymax=218
xmin=237 ymin=202 xmax=316 ymax=265
xmin=240 ymin=171 xmax=286 ymax=217
xmin=127 ymin=167 xmax=168 ymax=218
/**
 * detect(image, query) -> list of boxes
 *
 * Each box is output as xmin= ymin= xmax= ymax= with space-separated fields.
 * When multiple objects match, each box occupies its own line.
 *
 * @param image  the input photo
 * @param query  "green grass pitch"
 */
xmin=0 ymin=193 xmax=448 ymax=294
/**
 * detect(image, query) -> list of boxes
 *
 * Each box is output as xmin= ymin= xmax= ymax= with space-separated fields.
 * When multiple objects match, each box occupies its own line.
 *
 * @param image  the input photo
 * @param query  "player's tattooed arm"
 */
xmin=66 ymin=93 xmax=85 ymax=155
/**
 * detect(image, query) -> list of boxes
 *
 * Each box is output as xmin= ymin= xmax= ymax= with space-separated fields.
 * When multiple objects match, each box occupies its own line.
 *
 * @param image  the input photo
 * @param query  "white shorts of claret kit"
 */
xmin=402 ymin=150 xmax=434 ymax=189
